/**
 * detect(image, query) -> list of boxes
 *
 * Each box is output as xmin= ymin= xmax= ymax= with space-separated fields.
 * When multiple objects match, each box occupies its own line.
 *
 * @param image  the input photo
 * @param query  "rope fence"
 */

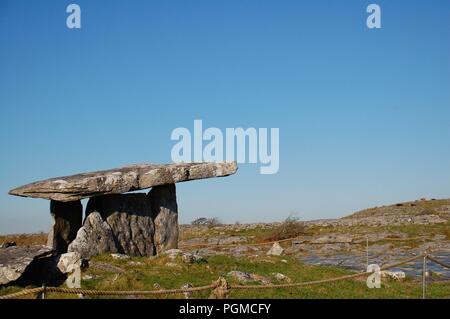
xmin=1 ymin=252 xmax=448 ymax=300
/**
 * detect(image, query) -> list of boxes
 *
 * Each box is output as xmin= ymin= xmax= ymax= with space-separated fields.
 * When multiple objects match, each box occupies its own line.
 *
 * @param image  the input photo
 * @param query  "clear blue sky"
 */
xmin=0 ymin=1 xmax=449 ymax=234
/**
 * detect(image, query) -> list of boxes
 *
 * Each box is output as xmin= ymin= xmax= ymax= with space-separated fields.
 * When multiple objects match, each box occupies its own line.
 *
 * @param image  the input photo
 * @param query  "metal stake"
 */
xmin=422 ymin=255 xmax=427 ymax=299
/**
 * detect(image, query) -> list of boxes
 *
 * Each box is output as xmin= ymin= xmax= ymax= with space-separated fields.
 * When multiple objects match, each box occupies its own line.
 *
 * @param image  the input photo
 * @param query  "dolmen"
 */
xmin=8 ymin=162 xmax=238 ymax=259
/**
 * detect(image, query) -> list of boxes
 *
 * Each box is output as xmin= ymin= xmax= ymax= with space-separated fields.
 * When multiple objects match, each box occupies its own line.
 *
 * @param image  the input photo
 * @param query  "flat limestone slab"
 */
xmin=9 ymin=162 xmax=238 ymax=202
xmin=0 ymin=245 xmax=54 ymax=285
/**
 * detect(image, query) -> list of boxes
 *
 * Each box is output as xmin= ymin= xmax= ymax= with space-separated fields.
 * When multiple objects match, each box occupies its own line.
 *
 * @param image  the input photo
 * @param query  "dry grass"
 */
xmin=0 ymin=232 xmax=47 ymax=246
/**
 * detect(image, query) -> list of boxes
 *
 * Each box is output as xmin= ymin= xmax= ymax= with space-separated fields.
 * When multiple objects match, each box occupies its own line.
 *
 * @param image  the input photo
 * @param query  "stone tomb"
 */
xmin=9 ymin=162 xmax=237 ymax=259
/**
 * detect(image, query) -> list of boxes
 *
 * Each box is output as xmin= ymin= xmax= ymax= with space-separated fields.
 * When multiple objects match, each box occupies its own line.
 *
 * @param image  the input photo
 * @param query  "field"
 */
xmin=1 ymin=198 xmax=450 ymax=299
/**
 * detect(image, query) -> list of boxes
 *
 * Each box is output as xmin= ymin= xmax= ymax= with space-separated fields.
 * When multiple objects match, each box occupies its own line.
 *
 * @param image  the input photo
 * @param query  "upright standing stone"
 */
xmin=47 ymin=200 xmax=82 ymax=254
xmin=67 ymin=211 xmax=118 ymax=259
xmin=85 ymin=194 xmax=156 ymax=256
xmin=149 ymin=184 xmax=179 ymax=254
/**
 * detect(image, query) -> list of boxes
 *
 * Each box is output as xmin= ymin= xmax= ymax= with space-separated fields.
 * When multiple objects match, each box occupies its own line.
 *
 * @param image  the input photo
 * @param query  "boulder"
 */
xmin=266 ymin=242 xmax=284 ymax=256
xmin=0 ymin=245 xmax=54 ymax=285
xmin=47 ymin=200 xmax=82 ymax=253
xmin=9 ymin=162 xmax=238 ymax=202
xmin=68 ymin=211 xmax=118 ymax=259
xmin=57 ymin=252 xmax=82 ymax=288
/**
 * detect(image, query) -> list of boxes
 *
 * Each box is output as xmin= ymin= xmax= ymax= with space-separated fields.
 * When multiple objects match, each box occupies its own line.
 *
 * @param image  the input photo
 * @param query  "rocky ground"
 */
xmin=1 ymin=198 xmax=450 ymax=298
xmin=177 ymin=198 xmax=450 ymax=280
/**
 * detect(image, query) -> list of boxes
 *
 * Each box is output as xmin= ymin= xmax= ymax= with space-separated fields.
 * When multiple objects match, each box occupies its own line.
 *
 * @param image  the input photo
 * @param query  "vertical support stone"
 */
xmin=85 ymin=194 xmax=156 ymax=257
xmin=47 ymin=200 xmax=82 ymax=254
xmin=148 ymin=184 xmax=179 ymax=254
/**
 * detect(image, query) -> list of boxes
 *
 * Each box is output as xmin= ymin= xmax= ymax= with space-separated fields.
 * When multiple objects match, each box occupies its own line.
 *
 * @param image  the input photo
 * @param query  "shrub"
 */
xmin=262 ymin=216 xmax=306 ymax=241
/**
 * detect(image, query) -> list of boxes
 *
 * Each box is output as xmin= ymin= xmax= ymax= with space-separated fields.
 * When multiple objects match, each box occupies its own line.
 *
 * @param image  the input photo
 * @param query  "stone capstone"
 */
xmin=9 ymin=162 xmax=238 ymax=202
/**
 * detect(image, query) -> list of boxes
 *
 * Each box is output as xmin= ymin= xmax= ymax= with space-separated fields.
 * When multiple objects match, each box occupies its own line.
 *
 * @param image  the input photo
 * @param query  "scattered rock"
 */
xmin=182 ymin=253 xmax=205 ymax=264
xmin=381 ymin=271 xmax=406 ymax=281
xmin=267 ymin=242 xmax=284 ymax=256
xmin=0 ymin=241 xmax=16 ymax=249
xmin=82 ymin=274 xmax=97 ymax=280
xmin=219 ymin=236 xmax=247 ymax=245
xmin=57 ymin=252 xmax=82 ymax=288
xmin=272 ymin=273 xmax=292 ymax=283
xmin=110 ymin=253 xmax=131 ymax=260
xmin=181 ymin=283 xmax=193 ymax=299
xmin=227 ymin=271 xmax=271 ymax=284
xmin=227 ymin=270 xmax=253 ymax=282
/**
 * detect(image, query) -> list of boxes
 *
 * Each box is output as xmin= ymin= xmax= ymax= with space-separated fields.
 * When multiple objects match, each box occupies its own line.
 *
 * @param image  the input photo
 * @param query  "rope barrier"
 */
xmin=231 ymin=253 xmax=426 ymax=290
xmin=427 ymin=255 xmax=450 ymax=269
xmin=0 ymin=282 xmax=219 ymax=299
xmin=1 ymin=252 xmax=449 ymax=299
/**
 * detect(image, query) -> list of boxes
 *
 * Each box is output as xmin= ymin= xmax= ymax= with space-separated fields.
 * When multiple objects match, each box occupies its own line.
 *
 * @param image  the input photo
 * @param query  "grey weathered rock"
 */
xmin=227 ymin=271 xmax=271 ymax=284
xmin=272 ymin=273 xmax=292 ymax=283
xmin=149 ymin=184 xmax=178 ymax=254
xmin=57 ymin=252 xmax=82 ymax=288
xmin=68 ymin=211 xmax=118 ymax=259
xmin=110 ymin=253 xmax=130 ymax=260
xmin=227 ymin=270 xmax=253 ymax=282
xmin=0 ymin=245 xmax=54 ymax=285
xmin=9 ymin=162 xmax=238 ymax=202
xmin=310 ymin=234 xmax=353 ymax=244
xmin=381 ymin=270 xmax=406 ymax=281
xmin=0 ymin=241 xmax=16 ymax=249
xmin=266 ymin=242 xmax=284 ymax=256
xmin=181 ymin=253 xmax=205 ymax=264
xmin=47 ymin=200 xmax=82 ymax=253
xmin=86 ymin=194 xmax=156 ymax=256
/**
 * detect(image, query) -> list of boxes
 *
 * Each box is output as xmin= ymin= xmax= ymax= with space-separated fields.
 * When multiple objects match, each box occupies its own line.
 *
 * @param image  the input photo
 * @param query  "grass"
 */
xmin=2 ymin=254 xmax=449 ymax=299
